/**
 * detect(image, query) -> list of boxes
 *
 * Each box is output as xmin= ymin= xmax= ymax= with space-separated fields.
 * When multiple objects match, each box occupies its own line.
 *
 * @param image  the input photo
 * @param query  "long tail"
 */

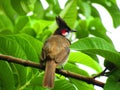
xmin=43 ymin=60 xmax=56 ymax=88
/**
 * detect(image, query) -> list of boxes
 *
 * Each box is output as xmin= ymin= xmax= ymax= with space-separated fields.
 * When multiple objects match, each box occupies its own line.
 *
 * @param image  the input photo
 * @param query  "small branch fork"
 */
xmin=0 ymin=54 xmax=105 ymax=88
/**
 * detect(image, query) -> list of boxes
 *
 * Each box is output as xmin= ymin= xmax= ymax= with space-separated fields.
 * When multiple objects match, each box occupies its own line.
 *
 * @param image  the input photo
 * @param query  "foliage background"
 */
xmin=0 ymin=0 xmax=120 ymax=90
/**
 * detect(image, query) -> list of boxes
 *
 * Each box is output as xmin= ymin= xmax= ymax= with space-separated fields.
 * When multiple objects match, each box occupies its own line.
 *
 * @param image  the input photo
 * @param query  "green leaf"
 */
xmin=45 ymin=0 xmax=61 ymax=18
xmin=104 ymin=59 xmax=116 ymax=71
xmin=37 ymin=29 xmax=52 ymax=42
xmin=31 ymin=19 xmax=52 ymax=35
xmin=78 ymin=1 xmax=91 ymax=18
xmin=70 ymin=37 xmax=120 ymax=67
xmin=0 ymin=34 xmax=42 ymax=88
xmin=106 ymin=5 xmax=120 ymax=28
xmin=0 ymin=35 xmax=29 ymax=87
xmin=0 ymin=61 xmax=15 ymax=90
xmin=11 ymin=0 xmax=26 ymax=15
xmin=88 ymin=18 xmax=113 ymax=44
xmin=60 ymin=0 xmax=77 ymax=28
xmin=33 ymin=0 xmax=44 ymax=19
xmin=75 ymin=20 xmax=89 ymax=39
xmin=0 ymin=35 xmax=26 ymax=57
xmin=91 ymin=6 xmax=100 ymax=17
xmin=85 ymin=53 xmax=99 ymax=62
xmin=22 ymin=75 xmax=45 ymax=90
xmin=0 ymin=15 xmax=13 ymax=33
xmin=104 ymin=69 xmax=120 ymax=90
xmin=0 ymin=0 xmax=18 ymax=23
xmin=20 ymin=34 xmax=43 ymax=56
xmin=4 ymin=34 xmax=42 ymax=62
xmin=70 ymin=79 xmax=94 ymax=90
xmin=14 ymin=16 xmax=29 ymax=33
xmin=20 ymin=27 xmax=36 ymax=37
xmin=53 ymin=79 xmax=76 ymax=90
xmin=52 ymin=0 xmax=61 ymax=14
xmin=19 ymin=0 xmax=36 ymax=13
xmin=69 ymin=51 xmax=102 ymax=73
xmin=29 ymin=76 xmax=43 ymax=87
xmin=64 ymin=63 xmax=89 ymax=76
xmin=15 ymin=65 xmax=27 ymax=88
xmin=49 ymin=0 xmax=77 ymax=31
xmin=9 ymin=63 xmax=28 ymax=89
xmin=90 ymin=0 xmax=120 ymax=27
xmin=0 ymin=36 xmax=28 ymax=88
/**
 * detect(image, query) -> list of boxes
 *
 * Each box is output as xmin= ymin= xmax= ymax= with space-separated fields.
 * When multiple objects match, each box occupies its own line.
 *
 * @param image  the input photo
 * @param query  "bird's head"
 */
xmin=54 ymin=16 xmax=76 ymax=36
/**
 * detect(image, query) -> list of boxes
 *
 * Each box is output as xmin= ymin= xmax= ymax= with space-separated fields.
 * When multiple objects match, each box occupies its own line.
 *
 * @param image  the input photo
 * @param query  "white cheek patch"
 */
xmin=63 ymin=32 xmax=69 ymax=37
xmin=63 ymin=32 xmax=71 ymax=40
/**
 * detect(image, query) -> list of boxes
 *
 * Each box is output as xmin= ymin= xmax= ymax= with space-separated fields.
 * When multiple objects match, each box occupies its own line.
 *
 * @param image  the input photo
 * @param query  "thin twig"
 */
xmin=0 ymin=54 xmax=105 ymax=87
xmin=93 ymin=68 xmax=108 ymax=78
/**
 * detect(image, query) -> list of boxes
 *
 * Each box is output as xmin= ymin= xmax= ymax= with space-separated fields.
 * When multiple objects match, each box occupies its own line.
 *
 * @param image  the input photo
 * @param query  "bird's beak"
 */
xmin=70 ymin=30 xmax=77 ymax=32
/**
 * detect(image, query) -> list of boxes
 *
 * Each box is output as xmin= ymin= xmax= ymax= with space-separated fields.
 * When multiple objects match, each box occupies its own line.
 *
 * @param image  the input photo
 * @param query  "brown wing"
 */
xmin=55 ymin=46 xmax=70 ymax=65
xmin=41 ymin=35 xmax=70 ymax=65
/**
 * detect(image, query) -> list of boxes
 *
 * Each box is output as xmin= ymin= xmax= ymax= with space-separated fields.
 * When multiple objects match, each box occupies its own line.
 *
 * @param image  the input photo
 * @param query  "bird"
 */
xmin=40 ymin=16 xmax=76 ymax=88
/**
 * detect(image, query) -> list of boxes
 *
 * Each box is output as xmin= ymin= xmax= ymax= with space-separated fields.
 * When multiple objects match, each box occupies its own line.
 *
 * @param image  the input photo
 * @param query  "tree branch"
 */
xmin=0 ymin=54 xmax=104 ymax=88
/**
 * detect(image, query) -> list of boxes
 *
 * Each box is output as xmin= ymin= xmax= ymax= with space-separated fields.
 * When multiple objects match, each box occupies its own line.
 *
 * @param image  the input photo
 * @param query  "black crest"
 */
xmin=54 ymin=16 xmax=76 ymax=35
xmin=56 ymin=16 xmax=69 ymax=29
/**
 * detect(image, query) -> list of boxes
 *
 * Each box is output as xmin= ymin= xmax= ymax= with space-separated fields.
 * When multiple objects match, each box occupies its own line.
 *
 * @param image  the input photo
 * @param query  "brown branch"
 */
xmin=0 ymin=54 xmax=105 ymax=88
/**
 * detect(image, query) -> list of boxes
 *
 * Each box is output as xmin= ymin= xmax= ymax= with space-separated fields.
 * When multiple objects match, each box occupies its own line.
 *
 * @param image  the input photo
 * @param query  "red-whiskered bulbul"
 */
xmin=40 ymin=16 xmax=76 ymax=88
